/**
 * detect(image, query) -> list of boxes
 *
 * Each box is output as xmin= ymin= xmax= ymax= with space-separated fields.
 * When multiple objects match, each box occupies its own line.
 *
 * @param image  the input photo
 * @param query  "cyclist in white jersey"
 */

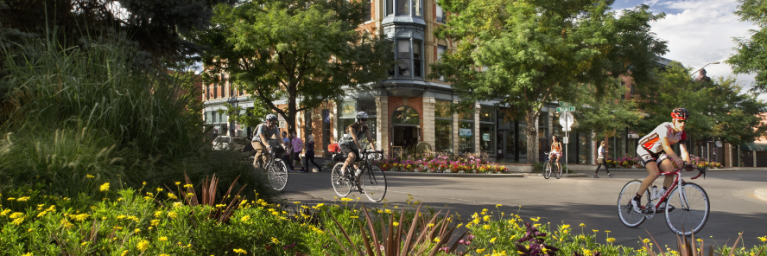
xmin=631 ymin=108 xmax=691 ymax=213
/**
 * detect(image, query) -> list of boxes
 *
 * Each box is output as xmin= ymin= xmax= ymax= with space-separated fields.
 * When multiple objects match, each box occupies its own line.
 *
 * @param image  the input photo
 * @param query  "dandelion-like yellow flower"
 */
xmin=561 ymin=224 xmax=570 ymax=229
xmin=476 ymin=248 xmax=486 ymax=253
xmin=0 ymin=209 xmax=10 ymax=216
xmin=184 ymin=184 xmax=193 ymax=188
xmin=393 ymin=222 xmax=400 ymax=227
xmin=9 ymin=212 xmax=23 ymax=219
xmin=154 ymin=211 xmax=164 ymax=218
xmin=233 ymin=248 xmax=247 ymax=254
xmin=340 ymin=198 xmax=353 ymax=202
xmin=483 ymin=225 xmax=491 ymax=230
xmin=22 ymin=253 xmax=32 ymax=256
xmin=86 ymin=174 xmax=95 ymax=179
xmin=579 ymin=223 xmax=586 ymax=227
xmin=643 ymin=238 xmax=651 ymax=244
xmin=496 ymin=204 xmax=502 ymax=207
xmin=137 ymin=239 xmax=149 ymax=251
xmin=434 ymin=237 xmax=441 ymax=243
xmin=607 ymin=238 xmax=616 ymax=243
xmin=530 ymin=217 xmax=540 ymax=222
xmin=99 ymin=182 xmax=110 ymax=192
xmin=271 ymin=237 xmax=280 ymax=244
xmin=483 ymin=215 xmax=491 ymax=222
xmin=12 ymin=217 xmax=24 ymax=225
xmin=151 ymin=219 xmax=160 ymax=226
xmin=759 ymin=236 xmax=767 ymax=243
xmin=593 ymin=229 xmax=599 ymax=233
xmin=159 ymin=236 xmax=168 ymax=242
xmin=241 ymin=215 xmax=251 ymax=222
xmin=16 ymin=197 xmax=30 ymax=202
xmin=168 ymin=211 xmax=178 ymax=219
xmin=490 ymin=237 xmax=497 ymax=243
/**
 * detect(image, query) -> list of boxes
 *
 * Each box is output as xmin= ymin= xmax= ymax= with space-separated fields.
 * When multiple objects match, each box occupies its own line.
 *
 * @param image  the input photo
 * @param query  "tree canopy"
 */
xmin=191 ymin=0 xmax=395 ymax=133
xmin=728 ymin=0 xmax=767 ymax=93
xmin=572 ymin=83 xmax=643 ymax=141
xmin=431 ymin=0 xmax=667 ymax=163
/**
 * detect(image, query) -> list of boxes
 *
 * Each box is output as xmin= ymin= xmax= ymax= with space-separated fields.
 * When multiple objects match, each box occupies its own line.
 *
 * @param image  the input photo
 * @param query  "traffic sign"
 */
xmin=569 ymin=106 xmax=575 ymax=111
xmin=556 ymin=106 xmax=576 ymax=112
xmin=563 ymin=137 xmax=569 ymax=144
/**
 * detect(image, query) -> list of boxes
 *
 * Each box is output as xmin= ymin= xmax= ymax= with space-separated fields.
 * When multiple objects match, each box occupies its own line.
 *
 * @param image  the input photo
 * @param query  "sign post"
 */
xmin=557 ymin=102 xmax=576 ymax=168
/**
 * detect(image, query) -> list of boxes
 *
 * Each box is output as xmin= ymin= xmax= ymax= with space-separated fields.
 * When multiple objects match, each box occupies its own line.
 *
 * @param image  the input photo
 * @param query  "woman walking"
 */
xmin=595 ymin=141 xmax=612 ymax=178
xmin=304 ymin=135 xmax=323 ymax=172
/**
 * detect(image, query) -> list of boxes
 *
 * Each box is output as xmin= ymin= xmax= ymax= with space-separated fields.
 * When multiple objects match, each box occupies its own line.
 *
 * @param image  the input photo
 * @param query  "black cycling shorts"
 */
xmin=340 ymin=143 xmax=360 ymax=162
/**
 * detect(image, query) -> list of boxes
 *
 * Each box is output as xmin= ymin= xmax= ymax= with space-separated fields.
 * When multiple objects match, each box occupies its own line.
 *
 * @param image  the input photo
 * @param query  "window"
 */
xmin=459 ymin=107 xmax=475 ymax=153
xmin=437 ymin=45 xmax=446 ymax=81
xmin=480 ymin=106 xmax=494 ymax=122
xmin=212 ymin=112 xmax=217 ymax=123
xmin=479 ymin=106 xmax=496 ymax=154
xmin=391 ymin=106 xmax=419 ymax=125
xmin=386 ymin=0 xmax=393 ymax=15
xmin=338 ymin=99 xmax=377 ymax=147
xmin=206 ymin=85 xmax=211 ymax=99
xmin=364 ymin=0 xmax=372 ymax=21
xmin=413 ymin=42 xmax=422 ymax=77
xmin=397 ymin=0 xmax=408 ymax=15
xmin=435 ymin=101 xmax=452 ymax=153
xmin=213 ymin=84 xmax=218 ymax=98
xmin=397 ymin=40 xmax=411 ymax=76
xmin=436 ymin=3 xmax=445 ymax=23
xmin=413 ymin=0 xmax=421 ymax=17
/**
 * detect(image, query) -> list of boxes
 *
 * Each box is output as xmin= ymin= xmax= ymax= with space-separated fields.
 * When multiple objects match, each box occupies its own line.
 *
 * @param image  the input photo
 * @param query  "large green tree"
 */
xmin=572 ymin=83 xmax=643 ymax=141
xmin=728 ymin=0 xmax=767 ymax=93
xmin=192 ymin=0 xmax=394 ymax=134
xmin=431 ymin=0 xmax=667 ymax=163
xmin=636 ymin=61 xmax=767 ymax=148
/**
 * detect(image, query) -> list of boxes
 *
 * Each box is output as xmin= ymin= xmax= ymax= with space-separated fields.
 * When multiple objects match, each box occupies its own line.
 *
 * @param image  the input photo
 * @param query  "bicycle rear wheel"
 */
xmin=665 ymin=183 xmax=710 ymax=236
xmin=617 ymin=180 xmax=649 ymax=227
xmin=543 ymin=161 xmax=552 ymax=179
xmin=331 ymin=163 xmax=352 ymax=197
xmin=362 ymin=166 xmax=387 ymax=202
xmin=555 ymin=163 xmax=563 ymax=179
xmin=268 ymin=160 xmax=289 ymax=191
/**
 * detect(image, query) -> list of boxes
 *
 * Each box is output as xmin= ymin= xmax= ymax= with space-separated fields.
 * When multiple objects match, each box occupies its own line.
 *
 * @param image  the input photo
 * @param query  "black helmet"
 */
xmin=671 ymin=108 xmax=689 ymax=120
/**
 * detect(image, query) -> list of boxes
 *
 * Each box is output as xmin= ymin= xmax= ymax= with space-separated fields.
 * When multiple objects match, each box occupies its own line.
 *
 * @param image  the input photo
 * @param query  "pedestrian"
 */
xmin=291 ymin=132 xmax=305 ymax=172
xmin=282 ymin=131 xmax=294 ymax=171
xmin=595 ymin=141 xmax=612 ymax=178
xmin=304 ymin=134 xmax=323 ymax=172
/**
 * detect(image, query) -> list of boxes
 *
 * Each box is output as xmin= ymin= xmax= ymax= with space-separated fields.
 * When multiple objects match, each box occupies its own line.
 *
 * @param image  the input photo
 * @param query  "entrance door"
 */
xmin=392 ymin=126 xmax=418 ymax=154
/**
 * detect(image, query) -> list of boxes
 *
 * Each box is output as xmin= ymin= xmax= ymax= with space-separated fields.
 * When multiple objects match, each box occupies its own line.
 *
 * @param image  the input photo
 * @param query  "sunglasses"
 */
xmin=359 ymin=118 xmax=368 ymax=122
xmin=675 ymin=119 xmax=687 ymax=123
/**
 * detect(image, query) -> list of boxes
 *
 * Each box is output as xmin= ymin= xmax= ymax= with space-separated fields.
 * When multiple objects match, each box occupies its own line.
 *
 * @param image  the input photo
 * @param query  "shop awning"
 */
xmin=740 ymin=142 xmax=767 ymax=151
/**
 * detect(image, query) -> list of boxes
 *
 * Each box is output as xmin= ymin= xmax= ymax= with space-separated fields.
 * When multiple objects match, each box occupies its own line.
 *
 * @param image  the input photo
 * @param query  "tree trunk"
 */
xmin=525 ymin=109 xmax=540 ymax=164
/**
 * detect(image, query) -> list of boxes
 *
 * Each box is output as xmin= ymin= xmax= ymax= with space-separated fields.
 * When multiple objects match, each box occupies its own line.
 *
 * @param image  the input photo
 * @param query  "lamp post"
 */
xmin=227 ymin=93 xmax=239 ymax=137
xmin=690 ymin=61 xmax=720 ymax=76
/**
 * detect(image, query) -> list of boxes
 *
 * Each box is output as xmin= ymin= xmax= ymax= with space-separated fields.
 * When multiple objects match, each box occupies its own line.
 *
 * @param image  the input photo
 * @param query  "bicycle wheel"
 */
xmin=268 ymin=160 xmax=289 ymax=191
xmin=361 ymin=166 xmax=387 ymax=202
xmin=665 ymin=183 xmax=710 ymax=236
xmin=331 ymin=163 xmax=352 ymax=197
xmin=555 ymin=163 xmax=563 ymax=179
xmin=543 ymin=161 xmax=552 ymax=179
xmin=617 ymin=180 xmax=649 ymax=227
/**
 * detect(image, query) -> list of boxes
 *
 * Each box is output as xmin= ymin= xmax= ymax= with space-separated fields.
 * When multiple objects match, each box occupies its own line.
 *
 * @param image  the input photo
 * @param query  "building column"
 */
xmin=453 ymin=100 xmax=460 ymax=156
xmin=376 ymin=96 xmax=389 ymax=152
xmin=474 ymin=103 xmax=480 ymax=154
xmin=422 ymin=97 xmax=436 ymax=150
xmin=754 ymin=150 xmax=757 ymax=167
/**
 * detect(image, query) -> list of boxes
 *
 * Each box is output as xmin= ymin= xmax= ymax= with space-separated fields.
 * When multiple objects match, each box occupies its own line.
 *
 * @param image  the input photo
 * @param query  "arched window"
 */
xmin=391 ymin=106 xmax=419 ymax=125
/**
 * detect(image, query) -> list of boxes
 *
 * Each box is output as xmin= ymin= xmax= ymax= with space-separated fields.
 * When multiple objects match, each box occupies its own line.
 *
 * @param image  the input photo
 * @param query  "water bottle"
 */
xmin=651 ymin=185 xmax=658 ymax=200
xmin=355 ymin=168 xmax=362 ymax=177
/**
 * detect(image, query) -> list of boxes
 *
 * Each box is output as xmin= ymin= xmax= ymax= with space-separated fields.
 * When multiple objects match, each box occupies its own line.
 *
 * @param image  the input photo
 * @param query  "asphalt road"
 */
xmin=277 ymin=167 xmax=767 ymax=249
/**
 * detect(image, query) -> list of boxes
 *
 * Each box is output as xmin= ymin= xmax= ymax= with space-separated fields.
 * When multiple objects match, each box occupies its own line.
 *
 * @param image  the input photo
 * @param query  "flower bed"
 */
xmin=605 ymin=154 xmax=724 ymax=169
xmin=373 ymin=153 xmax=509 ymax=174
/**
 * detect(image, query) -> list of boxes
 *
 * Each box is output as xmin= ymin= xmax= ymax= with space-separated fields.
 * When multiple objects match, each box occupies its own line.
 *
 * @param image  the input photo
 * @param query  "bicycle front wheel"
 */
xmin=331 ymin=163 xmax=352 ymax=197
xmin=665 ymin=183 xmax=710 ymax=236
xmin=617 ymin=180 xmax=649 ymax=228
xmin=543 ymin=161 xmax=552 ymax=179
xmin=555 ymin=163 xmax=563 ymax=179
xmin=362 ymin=166 xmax=387 ymax=202
xmin=268 ymin=160 xmax=289 ymax=191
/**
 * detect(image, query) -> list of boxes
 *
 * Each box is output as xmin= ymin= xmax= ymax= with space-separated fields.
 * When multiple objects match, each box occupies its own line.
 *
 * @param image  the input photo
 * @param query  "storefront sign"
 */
xmin=482 ymin=133 xmax=490 ymax=141
xmin=459 ymin=128 xmax=472 ymax=138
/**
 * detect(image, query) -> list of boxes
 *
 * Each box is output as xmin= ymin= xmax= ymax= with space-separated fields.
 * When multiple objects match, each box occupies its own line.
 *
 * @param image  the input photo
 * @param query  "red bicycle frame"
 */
xmin=653 ymin=165 xmax=705 ymax=210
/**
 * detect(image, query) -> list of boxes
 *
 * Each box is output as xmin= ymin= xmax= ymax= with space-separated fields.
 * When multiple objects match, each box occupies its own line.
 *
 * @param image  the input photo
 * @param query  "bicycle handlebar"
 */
xmin=681 ymin=163 xmax=707 ymax=180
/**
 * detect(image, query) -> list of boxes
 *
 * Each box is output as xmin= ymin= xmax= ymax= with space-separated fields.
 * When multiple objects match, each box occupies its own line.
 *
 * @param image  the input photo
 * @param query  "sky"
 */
xmin=611 ymin=0 xmax=762 ymax=98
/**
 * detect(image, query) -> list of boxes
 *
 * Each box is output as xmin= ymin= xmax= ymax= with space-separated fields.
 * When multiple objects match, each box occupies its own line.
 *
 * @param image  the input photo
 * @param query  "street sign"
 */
xmin=556 ymin=107 xmax=562 ymax=112
xmin=559 ymin=112 xmax=574 ymax=128
xmin=563 ymin=137 xmax=569 ymax=144
xmin=569 ymin=106 xmax=575 ymax=111
xmin=556 ymin=106 xmax=576 ymax=112
xmin=559 ymin=102 xmax=571 ymax=107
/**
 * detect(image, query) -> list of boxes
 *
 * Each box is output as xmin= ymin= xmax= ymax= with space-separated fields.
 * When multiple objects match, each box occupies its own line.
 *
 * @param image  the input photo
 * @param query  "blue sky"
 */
xmin=611 ymin=0 xmax=760 ymax=98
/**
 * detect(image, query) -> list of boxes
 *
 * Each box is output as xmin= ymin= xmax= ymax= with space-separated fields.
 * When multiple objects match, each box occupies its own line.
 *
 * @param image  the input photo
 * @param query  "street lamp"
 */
xmin=690 ymin=61 xmax=720 ymax=76
xmin=227 ymin=90 xmax=239 ymax=137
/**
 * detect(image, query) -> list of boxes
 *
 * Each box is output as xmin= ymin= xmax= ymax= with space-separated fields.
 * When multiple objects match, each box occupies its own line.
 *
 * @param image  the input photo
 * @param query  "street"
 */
xmin=279 ymin=168 xmax=767 ymax=249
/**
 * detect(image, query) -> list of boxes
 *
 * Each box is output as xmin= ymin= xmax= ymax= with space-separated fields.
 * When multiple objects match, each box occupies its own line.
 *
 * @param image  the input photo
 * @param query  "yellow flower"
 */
xmin=6 ymin=197 xmax=14 ymax=201
xmin=271 ymin=237 xmax=280 ymax=244
xmin=16 ymin=197 xmax=30 ymax=202
xmin=434 ymin=237 xmax=441 ymax=243
xmin=156 ymin=187 xmax=163 ymax=192
xmin=579 ymin=223 xmax=586 ymax=227
xmin=561 ymin=224 xmax=570 ymax=229
xmin=490 ymin=237 xmax=497 ymax=243
xmin=643 ymin=238 xmax=651 ymax=244
xmin=604 ymin=230 xmax=611 ymax=233
xmin=341 ymin=198 xmax=353 ymax=202
xmin=154 ymin=211 xmax=163 ymax=218
xmin=393 ymin=222 xmax=400 ymax=227
xmin=175 ymin=181 xmax=181 ymax=186
xmin=483 ymin=225 xmax=491 ymax=230
xmin=9 ymin=212 xmax=23 ymax=219
xmin=184 ymin=184 xmax=193 ymax=188
xmin=151 ymin=219 xmax=160 ymax=226
xmin=0 ymin=209 xmax=10 ymax=216
xmin=12 ymin=217 xmax=24 ymax=225
xmin=22 ymin=253 xmax=33 ymax=256
xmin=483 ymin=215 xmax=491 ymax=222
xmin=86 ymin=174 xmax=95 ymax=178
xmin=137 ymin=239 xmax=149 ymax=251
xmin=99 ymin=182 xmax=109 ymax=192
xmin=607 ymin=238 xmax=616 ymax=243
xmin=241 ymin=215 xmax=251 ymax=222
xmin=134 ymin=228 xmax=141 ymax=233
xmin=496 ymin=204 xmax=503 ymax=207
xmin=120 ymin=250 xmax=128 ymax=256
xmin=530 ymin=217 xmax=540 ymax=222
xmin=73 ymin=213 xmax=89 ymax=222
xmin=593 ymin=229 xmax=598 ymax=233
xmin=159 ymin=254 xmax=169 ymax=256
xmin=534 ymin=223 xmax=541 ymax=228
xmin=159 ymin=236 xmax=168 ymax=242
xmin=233 ymin=248 xmax=247 ymax=254
xmin=583 ymin=249 xmax=592 ymax=255
xmin=168 ymin=211 xmax=178 ymax=219
xmin=476 ymin=248 xmax=486 ymax=253
xmin=759 ymin=236 xmax=767 ymax=243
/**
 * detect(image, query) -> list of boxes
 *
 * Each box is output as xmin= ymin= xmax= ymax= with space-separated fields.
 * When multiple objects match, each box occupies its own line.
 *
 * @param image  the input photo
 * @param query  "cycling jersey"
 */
xmin=638 ymin=122 xmax=687 ymax=154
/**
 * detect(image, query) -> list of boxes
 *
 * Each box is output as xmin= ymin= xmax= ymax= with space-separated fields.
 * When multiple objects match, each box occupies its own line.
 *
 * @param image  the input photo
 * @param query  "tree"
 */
xmin=191 ymin=0 xmax=394 ymax=135
xmin=728 ymin=0 xmax=767 ymax=93
xmin=636 ymin=61 xmax=767 ymax=148
xmin=431 ymin=0 xmax=668 ymax=163
xmin=572 ymin=83 xmax=643 ymax=141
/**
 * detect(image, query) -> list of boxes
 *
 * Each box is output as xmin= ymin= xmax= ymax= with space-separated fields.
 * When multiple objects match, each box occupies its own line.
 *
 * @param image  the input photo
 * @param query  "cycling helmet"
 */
xmin=671 ymin=108 xmax=689 ymax=120
xmin=266 ymin=114 xmax=278 ymax=122
xmin=356 ymin=111 xmax=369 ymax=120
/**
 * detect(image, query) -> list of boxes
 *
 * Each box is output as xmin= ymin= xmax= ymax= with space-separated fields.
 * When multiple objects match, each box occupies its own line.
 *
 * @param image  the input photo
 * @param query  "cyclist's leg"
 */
xmin=252 ymin=141 xmax=265 ymax=167
xmin=637 ymin=147 xmax=661 ymax=196
xmin=340 ymin=145 xmax=356 ymax=175
xmin=657 ymin=156 xmax=677 ymax=189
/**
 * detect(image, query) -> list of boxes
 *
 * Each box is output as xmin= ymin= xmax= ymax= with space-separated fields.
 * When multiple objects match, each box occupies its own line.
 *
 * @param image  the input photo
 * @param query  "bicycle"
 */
xmin=617 ymin=163 xmax=709 ymax=236
xmin=542 ymin=151 xmax=563 ymax=179
xmin=253 ymin=147 xmax=289 ymax=191
xmin=331 ymin=150 xmax=387 ymax=202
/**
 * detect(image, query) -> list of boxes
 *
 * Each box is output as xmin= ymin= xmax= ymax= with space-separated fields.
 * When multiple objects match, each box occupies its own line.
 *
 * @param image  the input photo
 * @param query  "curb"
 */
xmin=755 ymin=188 xmax=767 ymax=202
xmin=383 ymin=172 xmax=524 ymax=178
xmin=521 ymin=173 xmax=588 ymax=178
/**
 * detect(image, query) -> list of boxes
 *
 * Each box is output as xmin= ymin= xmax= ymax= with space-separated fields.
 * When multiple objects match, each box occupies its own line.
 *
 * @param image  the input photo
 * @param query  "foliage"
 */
xmin=374 ymin=153 xmax=509 ymax=174
xmin=1 ymin=186 xmax=766 ymax=255
xmin=192 ymin=0 xmax=396 ymax=134
xmin=431 ymin=0 xmax=668 ymax=163
xmin=635 ymin=61 xmax=767 ymax=146
xmin=728 ymin=0 xmax=767 ymax=93
xmin=0 ymin=30 xmax=276 ymax=202
xmin=573 ymin=84 xmax=644 ymax=141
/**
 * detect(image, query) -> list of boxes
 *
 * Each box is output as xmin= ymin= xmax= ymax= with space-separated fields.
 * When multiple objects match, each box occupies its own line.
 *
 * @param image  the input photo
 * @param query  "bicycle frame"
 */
xmin=653 ymin=166 xmax=706 ymax=211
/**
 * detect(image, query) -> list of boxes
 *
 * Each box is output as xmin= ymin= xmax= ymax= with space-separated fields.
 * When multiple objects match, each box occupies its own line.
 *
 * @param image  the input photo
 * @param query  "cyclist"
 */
xmin=251 ymin=114 xmax=286 ymax=168
xmin=339 ymin=111 xmax=376 ymax=185
xmin=550 ymin=135 xmax=563 ymax=172
xmin=632 ymin=108 xmax=691 ymax=213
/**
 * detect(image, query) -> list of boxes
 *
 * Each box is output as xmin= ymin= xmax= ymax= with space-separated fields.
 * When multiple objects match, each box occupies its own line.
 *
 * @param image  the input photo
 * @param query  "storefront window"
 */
xmin=459 ymin=121 xmax=474 ymax=153
xmin=435 ymin=119 xmax=452 ymax=153
xmin=340 ymin=101 xmax=357 ymax=118
xmin=480 ymin=123 xmax=495 ymax=154
xmin=435 ymin=101 xmax=452 ymax=118
xmin=338 ymin=99 xmax=377 ymax=147
xmin=578 ymin=133 xmax=591 ymax=164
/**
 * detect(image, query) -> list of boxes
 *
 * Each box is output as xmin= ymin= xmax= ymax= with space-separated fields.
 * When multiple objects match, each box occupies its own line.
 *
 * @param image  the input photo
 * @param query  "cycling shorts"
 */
xmin=636 ymin=146 xmax=670 ymax=167
xmin=339 ymin=141 xmax=360 ymax=161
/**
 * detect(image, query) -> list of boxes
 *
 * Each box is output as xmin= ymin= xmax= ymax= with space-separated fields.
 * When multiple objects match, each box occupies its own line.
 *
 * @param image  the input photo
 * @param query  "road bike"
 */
xmin=253 ymin=147 xmax=289 ymax=191
xmin=542 ymin=151 xmax=563 ymax=179
xmin=331 ymin=150 xmax=387 ymax=202
xmin=617 ymin=163 xmax=709 ymax=236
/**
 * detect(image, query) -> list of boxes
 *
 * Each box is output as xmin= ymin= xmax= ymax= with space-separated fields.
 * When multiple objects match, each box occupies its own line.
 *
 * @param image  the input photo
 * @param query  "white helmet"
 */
xmin=266 ymin=114 xmax=278 ymax=121
xmin=356 ymin=111 xmax=369 ymax=120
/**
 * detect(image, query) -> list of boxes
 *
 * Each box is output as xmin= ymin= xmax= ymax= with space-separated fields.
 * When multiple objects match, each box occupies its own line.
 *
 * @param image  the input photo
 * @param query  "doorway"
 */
xmin=392 ymin=126 xmax=419 ymax=154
